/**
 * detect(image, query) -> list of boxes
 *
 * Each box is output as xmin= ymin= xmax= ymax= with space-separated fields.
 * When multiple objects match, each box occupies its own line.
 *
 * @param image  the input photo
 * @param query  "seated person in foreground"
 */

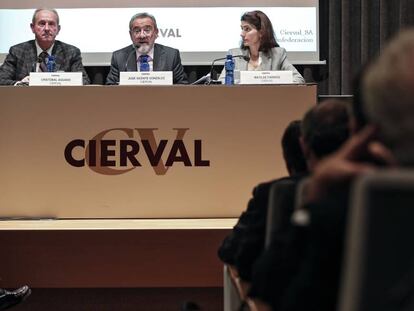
xmin=218 ymin=120 xmax=308 ymax=282
xmin=0 ymin=8 xmax=90 ymax=86
xmin=219 ymin=10 xmax=305 ymax=83
xmin=247 ymin=99 xmax=351 ymax=310
xmin=106 ymin=12 xmax=188 ymax=85
xmin=278 ymin=28 xmax=414 ymax=311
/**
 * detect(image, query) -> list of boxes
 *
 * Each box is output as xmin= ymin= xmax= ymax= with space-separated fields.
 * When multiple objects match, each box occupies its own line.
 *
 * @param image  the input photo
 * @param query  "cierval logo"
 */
xmin=64 ymin=128 xmax=210 ymax=176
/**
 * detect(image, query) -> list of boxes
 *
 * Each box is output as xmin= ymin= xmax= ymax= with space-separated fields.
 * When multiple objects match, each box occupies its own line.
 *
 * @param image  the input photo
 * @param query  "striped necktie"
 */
xmin=38 ymin=51 xmax=49 ymax=72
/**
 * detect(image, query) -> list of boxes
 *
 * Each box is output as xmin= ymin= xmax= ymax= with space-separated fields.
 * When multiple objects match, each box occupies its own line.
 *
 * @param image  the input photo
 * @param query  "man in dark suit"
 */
xmin=246 ymin=99 xmax=351 ymax=310
xmin=278 ymin=29 xmax=414 ymax=311
xmin=0 ymin=8 xmax=90 ymax=85
xmin=106 ymin=12 xmax=188 ymax=85
xmin=218 ymin=120 xmax=308 ymax=279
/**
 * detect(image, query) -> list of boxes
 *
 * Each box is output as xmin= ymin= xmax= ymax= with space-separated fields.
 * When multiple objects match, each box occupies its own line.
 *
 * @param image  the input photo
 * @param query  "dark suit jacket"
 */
xmin=105 ymin=43 xmax=188 ymax=85
xmin=0 ymin=40 xmax=90 ymax=85
xmin=280 ymin=188 xmax=350 ymax=311
xmin=218 ymin=175 xmax=303 ymax=282
xmin=248 ymin=207 xmax=309 ymax=310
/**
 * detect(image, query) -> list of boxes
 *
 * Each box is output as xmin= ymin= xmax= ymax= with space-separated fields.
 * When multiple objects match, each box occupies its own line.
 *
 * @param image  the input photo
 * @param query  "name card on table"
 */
xmin=239 ymin=71 xmax=293 ymax=85
xmin=120 ymin=71 xmax=173 ymax=85
xmin=29 ymin=72 xmax=82 ymax=86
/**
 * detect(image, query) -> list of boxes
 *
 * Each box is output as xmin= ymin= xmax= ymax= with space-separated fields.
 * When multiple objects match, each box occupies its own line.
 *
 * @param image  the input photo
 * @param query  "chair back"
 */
xmin=338 ymin=170 xmax=414 ymax=311
xmin=265 ymin=179 xmax=297 ymax=249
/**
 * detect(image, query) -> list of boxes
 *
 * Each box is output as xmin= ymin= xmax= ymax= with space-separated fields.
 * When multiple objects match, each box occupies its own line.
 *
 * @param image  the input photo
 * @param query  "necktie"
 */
xmin=38 ymin=51 xmax=48 ymax=72
xmin=139 ymin=55 xmax=150 ymax=72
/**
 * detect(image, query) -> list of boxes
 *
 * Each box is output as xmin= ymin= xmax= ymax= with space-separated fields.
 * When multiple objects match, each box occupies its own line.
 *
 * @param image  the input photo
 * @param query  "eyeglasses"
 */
xmin=131 ymin=27 xmax=153 ymax=35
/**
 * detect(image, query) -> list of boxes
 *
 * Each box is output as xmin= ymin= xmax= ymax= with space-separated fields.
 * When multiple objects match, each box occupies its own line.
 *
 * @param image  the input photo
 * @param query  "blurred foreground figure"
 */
xmin=0 ymin=286 xmax=31 ymax=310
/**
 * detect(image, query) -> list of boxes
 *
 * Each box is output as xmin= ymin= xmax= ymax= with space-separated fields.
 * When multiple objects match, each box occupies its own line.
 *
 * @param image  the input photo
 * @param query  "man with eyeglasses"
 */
xmin=0 ymin=8 xmax=90 ymax=86
xmin=106 ymin=12 xmax=188 ymax=85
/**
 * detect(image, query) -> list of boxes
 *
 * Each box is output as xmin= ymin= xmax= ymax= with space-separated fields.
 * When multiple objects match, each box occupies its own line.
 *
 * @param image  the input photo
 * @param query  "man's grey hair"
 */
xmin=129 ymin=12 xmax=158 ymax=30
xmin=363 ymin=28 xmax=414 ymax=165
xmin=32 ymin=8 xmax=60 ymax=25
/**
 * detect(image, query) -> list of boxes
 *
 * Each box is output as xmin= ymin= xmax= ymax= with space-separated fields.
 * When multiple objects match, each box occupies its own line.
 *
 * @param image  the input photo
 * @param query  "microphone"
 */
xmin=124 ymin=46 xmax=138 ymax=72
xmin=209 ymin=54 xmax=250 ymax=82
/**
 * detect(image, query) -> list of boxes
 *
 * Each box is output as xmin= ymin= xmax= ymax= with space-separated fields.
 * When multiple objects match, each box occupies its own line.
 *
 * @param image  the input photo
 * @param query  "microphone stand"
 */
xmin=207 ymin=54 xmax=250 ymax=85
xmin=124 ymin=48 xmax=137 ymax=72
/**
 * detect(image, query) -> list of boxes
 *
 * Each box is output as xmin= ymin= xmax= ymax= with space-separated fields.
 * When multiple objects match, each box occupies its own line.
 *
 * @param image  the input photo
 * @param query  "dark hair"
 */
xmin=240 ymin=10 xmax=279 ymax=53
xmin=302 ymin=99 xmax=351 ymax=158
xmin=281 ymin=120 xmax=308 ymax=176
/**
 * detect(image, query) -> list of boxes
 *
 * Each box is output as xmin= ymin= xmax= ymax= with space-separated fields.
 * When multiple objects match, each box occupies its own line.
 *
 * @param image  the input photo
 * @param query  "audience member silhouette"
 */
xmin=248 ymin=99 xmax=351 ymax=310
xmin=280 ymin=28 xmax=414 ymax=311
xmin=218 ymin=120 xmax=308 ymax=283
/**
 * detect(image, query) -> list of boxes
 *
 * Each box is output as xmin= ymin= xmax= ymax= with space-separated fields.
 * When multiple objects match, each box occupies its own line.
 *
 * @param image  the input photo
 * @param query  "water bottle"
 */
xmin=225 ymin=54 xmax=235 ymax=85
xmin=46 ymin=55 xmax=56 ymax=72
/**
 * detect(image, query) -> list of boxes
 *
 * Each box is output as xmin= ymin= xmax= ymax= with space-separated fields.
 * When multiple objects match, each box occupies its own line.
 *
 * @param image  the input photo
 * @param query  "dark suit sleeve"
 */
xmin=0 ymin=47 xmax=20 ymax=85
xmin=172 ymin=50 xmax=188 ymax=84
xmin=217 ymin=182 xmax=271 ymax=279
xmin=106 ymin=52 xmax=120 ymax=85
xmin=218 ymin=185 xmax=265 ymax=265
xmin=234 ymin=184 xmax=270 ymax=281
xmin=68 ymin=47 xmax=90 ymax=85
xmin=218 ymin=210 xmax=253 ymax=265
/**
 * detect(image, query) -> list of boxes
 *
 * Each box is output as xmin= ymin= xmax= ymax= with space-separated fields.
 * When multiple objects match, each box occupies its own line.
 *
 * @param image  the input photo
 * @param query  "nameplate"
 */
xmin=29 ymin=72 xmax=82 ymax=86
xmin=239 ymin=71 xmax=293 ymax=84
xmin=120 ymin=71 xmax=173 ymax=85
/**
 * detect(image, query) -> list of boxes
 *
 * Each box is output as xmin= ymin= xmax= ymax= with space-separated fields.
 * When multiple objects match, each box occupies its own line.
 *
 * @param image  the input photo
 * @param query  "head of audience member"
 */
xmin=30 ymin=8 xmax=61 ymax=51
xmin=281 ymin=120 xmax=308 ymax=176
xmin=129 ymin=12 xmax=159 ymax=55
xmin=363 ymin=28 xmax=414 ymax=166
xmin=240 ymin=10 xmax=279 ymax=55
xmin=301 ymin=99 xmax=351 ymax=170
